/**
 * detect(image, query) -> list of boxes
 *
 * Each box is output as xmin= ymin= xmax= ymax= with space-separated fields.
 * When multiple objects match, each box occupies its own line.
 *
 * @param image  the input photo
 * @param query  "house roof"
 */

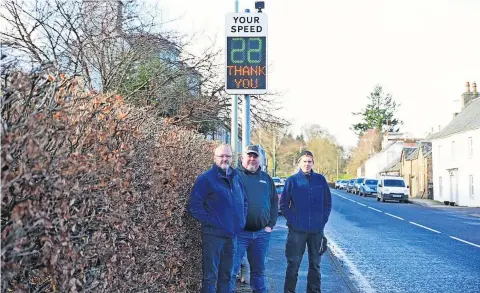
xmin=428 ymin=98 xmax=480 ymax=140
xmin=401 ymin=147 xmax=417 ymax=161
xmin=381 ymin=157 xmax=401 ymax=172
xmin=420 ymin=141 xmax=432 ymax=154
xmin=419 ymin=141 xmax=432 ymax=158
xmin=406 ymin=148 xmax=419 ymax=160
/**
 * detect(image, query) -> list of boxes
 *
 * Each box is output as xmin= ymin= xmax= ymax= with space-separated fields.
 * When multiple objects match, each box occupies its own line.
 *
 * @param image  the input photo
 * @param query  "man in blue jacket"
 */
xmin=280 ymin=150 xmax=332 ymax=293
xmin=230 ymin=145 xmax=278 ymax=293
xmin=188 ymin=144 xmax=248 ymax=293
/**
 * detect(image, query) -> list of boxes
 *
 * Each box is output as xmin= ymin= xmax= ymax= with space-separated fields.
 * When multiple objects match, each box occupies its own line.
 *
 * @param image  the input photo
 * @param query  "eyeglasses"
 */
xmin=215 ymin=155 xmax=232 ymax=159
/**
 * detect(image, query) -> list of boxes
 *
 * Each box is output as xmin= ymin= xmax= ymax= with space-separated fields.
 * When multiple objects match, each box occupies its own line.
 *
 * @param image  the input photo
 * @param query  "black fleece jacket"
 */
xmin=236 ymin=165 xmax=278 ymax=231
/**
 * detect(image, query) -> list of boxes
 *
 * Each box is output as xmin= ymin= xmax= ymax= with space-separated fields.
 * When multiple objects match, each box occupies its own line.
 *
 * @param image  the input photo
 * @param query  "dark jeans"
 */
xmin=284 ymin=230 xmax=325 ymax=293
xmin=202 ymin=233 xmax=237 ymax=293
xmin=230 ymin=229 xmax=271 ymax=293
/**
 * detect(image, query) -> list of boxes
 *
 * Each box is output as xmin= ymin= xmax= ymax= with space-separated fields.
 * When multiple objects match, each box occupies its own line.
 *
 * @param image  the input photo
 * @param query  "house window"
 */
xmin=468 ymin=137 xmax=473 ymax=158
xmin=451 ymin=141 xmax=455 ymax=161
xmin=439 ymin=176 xmax=443 ymax=197
xmin=470 ymin=175 xmax=474 ymax=197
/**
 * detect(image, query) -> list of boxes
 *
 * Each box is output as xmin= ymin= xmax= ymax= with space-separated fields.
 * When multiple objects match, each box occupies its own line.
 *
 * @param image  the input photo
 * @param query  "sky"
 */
xmin=152 ymin=0 xmax=478 ymax=148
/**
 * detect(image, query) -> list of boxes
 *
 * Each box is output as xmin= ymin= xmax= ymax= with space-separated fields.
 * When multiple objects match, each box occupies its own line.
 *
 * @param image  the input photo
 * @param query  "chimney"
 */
xmin=461 ymin=81 xmax=479 ymax=109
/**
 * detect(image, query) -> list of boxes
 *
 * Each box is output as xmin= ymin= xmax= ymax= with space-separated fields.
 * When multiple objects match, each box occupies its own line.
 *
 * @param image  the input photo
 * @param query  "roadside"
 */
xmin=408 ymin=198 xmax=480 ymax=218
xmin=235 ymin=217 xmax=357 ymax=293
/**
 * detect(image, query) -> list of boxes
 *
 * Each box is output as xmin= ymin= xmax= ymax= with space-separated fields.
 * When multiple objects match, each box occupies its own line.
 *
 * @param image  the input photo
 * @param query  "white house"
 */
xmin=364 ymin=140 xmax=406 ymax=179
xmin=429 ymin=85 xmax=480 ymax=207
xmin=361 ymin=131 xmax=418 ymax=179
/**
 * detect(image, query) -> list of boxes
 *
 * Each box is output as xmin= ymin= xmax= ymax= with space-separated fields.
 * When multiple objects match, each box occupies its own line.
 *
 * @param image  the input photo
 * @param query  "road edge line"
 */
xmin=326 ymin=246 xmax=361 ymax=293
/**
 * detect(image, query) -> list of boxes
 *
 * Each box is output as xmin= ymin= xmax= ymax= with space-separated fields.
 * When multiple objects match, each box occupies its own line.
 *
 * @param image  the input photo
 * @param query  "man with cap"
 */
xmin=229 ymin=145 xmax=278 ymax=293
xmin=189 ymin=144 xmax=248 ymax=293
xmin=280 ymin=150 xmax=332 ymax=293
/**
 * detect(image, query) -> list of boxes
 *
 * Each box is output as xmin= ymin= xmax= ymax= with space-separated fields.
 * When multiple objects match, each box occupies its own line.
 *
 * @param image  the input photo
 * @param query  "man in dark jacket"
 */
xmin=280 ymin=150 xmax=332 ymax=293
xmin=230 ymin=145 xmax=278 ymax=293
xmin=189 ymin=144 xmax=248 ymax=293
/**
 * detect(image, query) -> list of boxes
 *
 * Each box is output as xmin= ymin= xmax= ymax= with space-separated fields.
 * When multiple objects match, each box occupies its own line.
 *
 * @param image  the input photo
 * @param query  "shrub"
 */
xmin=1 ymin=64 xmax=215 ymax=292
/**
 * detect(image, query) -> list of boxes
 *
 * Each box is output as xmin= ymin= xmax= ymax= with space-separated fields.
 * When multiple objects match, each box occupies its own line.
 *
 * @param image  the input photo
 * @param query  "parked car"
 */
xmin=352 ymin=177 xmax=365 ymax=194
xmin=377 ymin=176 xmax=409 ymax=203
xmin=358 ymin=178 xmax=378 ymax=197
xmin=334 ymin=180 xmax=341 ymax=189
xmin=275 ymin=184 xmax=284 ymax=214
xmin=272 ymin=177 xmax=282 ymax=185
xmin=346 ymin=179 xmax=356 ymax=193
xmin=338 ymin=180 xmax=349 ymax=190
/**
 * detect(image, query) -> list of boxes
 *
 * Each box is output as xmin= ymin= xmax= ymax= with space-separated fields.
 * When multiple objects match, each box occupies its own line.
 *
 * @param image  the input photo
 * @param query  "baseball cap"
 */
xmin=245 ymin=145 xmax=260 ymax=156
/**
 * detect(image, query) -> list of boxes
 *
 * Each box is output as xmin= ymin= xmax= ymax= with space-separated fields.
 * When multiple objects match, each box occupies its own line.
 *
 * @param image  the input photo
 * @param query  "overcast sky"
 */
xmin=152 ymin=0 xmax=479 ymax=148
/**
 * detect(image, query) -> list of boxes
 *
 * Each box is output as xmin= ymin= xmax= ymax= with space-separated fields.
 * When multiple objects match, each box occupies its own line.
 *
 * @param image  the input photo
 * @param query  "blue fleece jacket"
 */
xmin=188 ymin=164 xmax=248 ymax=237
xmin=280 ymin=170 xmax=332 ymax=233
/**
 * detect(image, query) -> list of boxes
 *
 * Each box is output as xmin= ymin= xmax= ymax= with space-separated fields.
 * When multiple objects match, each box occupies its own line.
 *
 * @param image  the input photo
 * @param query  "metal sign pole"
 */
xmin=242 ymin=7 xmax=251 ymax=151
xmin=231 ymin=0 xmax=239 ymax=167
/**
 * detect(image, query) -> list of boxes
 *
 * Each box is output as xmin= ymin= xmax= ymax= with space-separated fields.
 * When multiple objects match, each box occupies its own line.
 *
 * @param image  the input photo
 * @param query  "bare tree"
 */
xmin=345 ymin=129 xmax=382 ymax=176
xmin=0 ymin=0 xmax=286 ymax=132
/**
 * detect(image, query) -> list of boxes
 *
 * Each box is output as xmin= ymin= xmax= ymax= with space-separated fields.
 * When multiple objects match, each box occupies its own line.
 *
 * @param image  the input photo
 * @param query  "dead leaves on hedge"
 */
xmin=2 ymin=65 xmax=215 ymax=292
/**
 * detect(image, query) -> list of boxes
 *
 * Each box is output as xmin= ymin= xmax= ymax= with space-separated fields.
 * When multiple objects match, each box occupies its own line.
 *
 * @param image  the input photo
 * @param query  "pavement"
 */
xmin=408 ymin=197 xmax=454 ymax=207
xmin=408 ymin=197 xmax=480 ymax=217
xmin=235 ymin=216 xmax=356 ymax=293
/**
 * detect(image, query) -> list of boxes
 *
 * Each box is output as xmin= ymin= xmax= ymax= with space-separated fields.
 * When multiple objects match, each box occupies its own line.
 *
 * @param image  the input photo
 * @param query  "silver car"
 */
xmin=352 ymin=177 xmax=365 ymax=195
xmin=338 ymin=180 xmax=349 ymax=190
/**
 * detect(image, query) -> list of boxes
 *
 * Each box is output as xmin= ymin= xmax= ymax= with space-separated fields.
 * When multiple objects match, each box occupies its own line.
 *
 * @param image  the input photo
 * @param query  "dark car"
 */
xmin=272 ymin=177 xmax=282 ymax=185
xmin=276 ymin=184 xmax=284 ymax=214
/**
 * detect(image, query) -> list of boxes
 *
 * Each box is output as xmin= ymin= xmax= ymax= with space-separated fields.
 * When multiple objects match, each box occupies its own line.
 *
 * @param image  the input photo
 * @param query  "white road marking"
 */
xmin=326 ymin=235 xmax=376 ymax=293
xmin=450 ymin=236 xmax=480 ymax=248
xmin=356 ymin=202 xmax=367 ymax=207
xmin=384 ymin=213 xmax=404 ymax=220
xmin=346 ymin=198 xmax=356 ymax=203
xmin=409 ymin=221 xmax=441 ymax=233
xmin=368 ymin=207 xmax=382 ymax=212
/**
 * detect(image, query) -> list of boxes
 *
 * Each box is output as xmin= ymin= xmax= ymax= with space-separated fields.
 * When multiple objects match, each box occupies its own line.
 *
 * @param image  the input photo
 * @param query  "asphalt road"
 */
xmin=327 ymin=188 xmax=480 ymax=293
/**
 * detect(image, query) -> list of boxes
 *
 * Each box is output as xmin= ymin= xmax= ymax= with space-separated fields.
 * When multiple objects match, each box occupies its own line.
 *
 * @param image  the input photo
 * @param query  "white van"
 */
xmin=376 ymin=176 xmax=409 ymax=203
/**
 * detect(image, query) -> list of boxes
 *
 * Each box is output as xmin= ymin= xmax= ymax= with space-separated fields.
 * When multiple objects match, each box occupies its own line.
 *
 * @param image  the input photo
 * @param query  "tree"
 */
xmin=345 ymin=129 xmax=382 ymax=177
xmin=300 ymin=124 xmax=344 ymax=181
xmin=301 ymin=124 xmax=336 ymax=142
xmin=275 ymin=133 xmax=303 ymax=177
xmin=351 ymin=85 xmax=403 ymax=136
xmin=306 ymin=138 xmax=341 ymax=181
xmin=251 ymin=125 xmax=289 ymax=176
xmin=0 ymin=0 xmax=287 ymax=134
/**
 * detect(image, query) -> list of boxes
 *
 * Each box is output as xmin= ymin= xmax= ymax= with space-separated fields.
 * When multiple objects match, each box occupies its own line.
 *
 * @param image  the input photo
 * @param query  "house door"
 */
xmin=449 ymin=170 xmax=459 ymax=204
